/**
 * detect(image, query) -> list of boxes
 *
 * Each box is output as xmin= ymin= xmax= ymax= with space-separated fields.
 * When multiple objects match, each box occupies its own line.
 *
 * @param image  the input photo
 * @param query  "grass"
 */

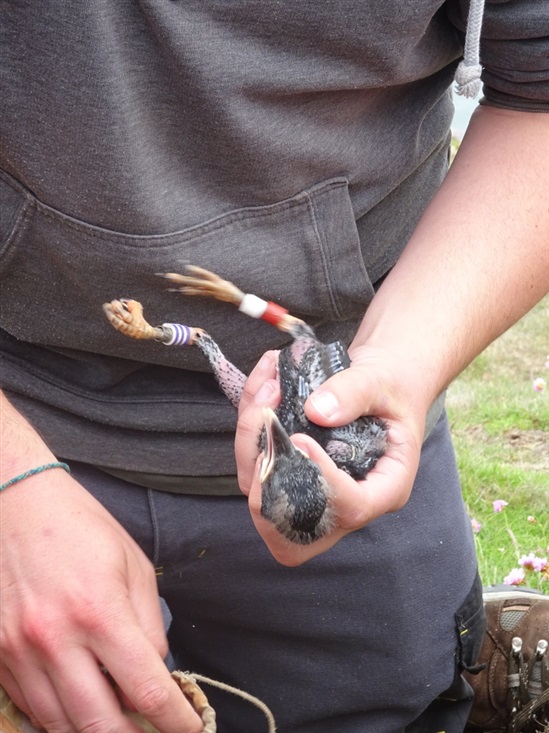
xmin=446 ymin=295 xmax=549 ymax=593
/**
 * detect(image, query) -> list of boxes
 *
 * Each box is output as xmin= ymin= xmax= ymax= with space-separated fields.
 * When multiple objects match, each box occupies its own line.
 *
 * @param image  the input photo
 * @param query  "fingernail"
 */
xmin=257 ymin=353 xmax=274 ymax=373
xmin=255 ymin=381 xmax=277 ymax=405
xmin=292 ymin=437 xmax=310 ymax=458
xmin=309 ymin=390 xmax=339 ymax=419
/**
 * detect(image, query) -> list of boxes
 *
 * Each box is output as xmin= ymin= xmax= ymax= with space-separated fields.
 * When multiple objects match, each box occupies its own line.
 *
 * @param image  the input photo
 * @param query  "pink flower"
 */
xmin=493 ymin=499 xmax=509 ymax=513
xmin=533 ymin=377 xmax=546 ymax=392
xmin=504 ymin=568 xmax=525 ymax=586
xmin=519 ymin=553 xmax=548 ymax=573
xmin=470 ymin=518 xmax=482 ymax=534
xmin=527 ymin=515 xmax=537 ymax=523
xmin=519 ymin=553 xmax=536 ymax=569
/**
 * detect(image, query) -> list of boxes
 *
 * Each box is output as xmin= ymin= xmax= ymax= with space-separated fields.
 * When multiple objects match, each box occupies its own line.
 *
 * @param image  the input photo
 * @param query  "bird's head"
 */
xmin=259 ymin=408 xmax=335 ymax=545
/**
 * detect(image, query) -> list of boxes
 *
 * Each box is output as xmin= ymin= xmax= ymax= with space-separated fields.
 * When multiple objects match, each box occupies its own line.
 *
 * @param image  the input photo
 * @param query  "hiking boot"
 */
xmin=465 ymin=586 xmax=549 ymax=733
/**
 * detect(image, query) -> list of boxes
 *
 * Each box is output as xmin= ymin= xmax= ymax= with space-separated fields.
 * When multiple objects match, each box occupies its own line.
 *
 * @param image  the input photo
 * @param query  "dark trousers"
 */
xmin=70 ymin=413 xmax=484 ymax=733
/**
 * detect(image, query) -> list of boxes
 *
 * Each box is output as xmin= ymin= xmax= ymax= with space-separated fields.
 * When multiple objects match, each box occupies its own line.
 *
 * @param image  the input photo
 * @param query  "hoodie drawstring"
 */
xmin=454 ymin=0 xmax=486 ymax=98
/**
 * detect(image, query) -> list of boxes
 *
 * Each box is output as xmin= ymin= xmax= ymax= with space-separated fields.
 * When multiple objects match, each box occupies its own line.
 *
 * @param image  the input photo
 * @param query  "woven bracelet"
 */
xmin=0 ymin=462 xmax=71 ymax=492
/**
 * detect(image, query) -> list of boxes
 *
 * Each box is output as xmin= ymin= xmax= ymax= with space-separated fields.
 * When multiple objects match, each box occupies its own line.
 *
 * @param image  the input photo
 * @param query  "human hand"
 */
xmin=235 ymin=347 xmax=427 ymax=566
xmin=0 ymin=469 xmax=202 ymax=733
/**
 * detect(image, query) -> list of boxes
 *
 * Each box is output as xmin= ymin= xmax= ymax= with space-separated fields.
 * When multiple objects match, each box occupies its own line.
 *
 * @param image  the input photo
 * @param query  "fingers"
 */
xmin=235 ymin=351 xmax=280 ymax=494
xmin=90 ymin=568 xmax=202 ymax=732
xmin=304 ymin=349 xmax=428 ymax=438
xmin=332 ymin=418 xmax=421 ymax=528
xmin=237 ymin=351 xmax=279 ymax=415
xmin=237 ymin=347 xmax=426 ymax=564
xmin=303 ymin=343 xmax=413 ymax=424
xmin=0 ymin=666 xmax=38 ymax=727
xmin=2 ymin=667 xmax=69 ymax=733
xmin=2 ymin=610 xmax=202 ymax=733
xmin=246 ymin=434 xmax=350 ymax=565
xmin=305 ymin=365 xmax=381 ymax=427
xmin=246 ymin=421 xmax=421 ymax=566
xmin=94 ymin=615 xmax=202 ymax=733
xmin=6 ymin=658 xmax=139 ymax=733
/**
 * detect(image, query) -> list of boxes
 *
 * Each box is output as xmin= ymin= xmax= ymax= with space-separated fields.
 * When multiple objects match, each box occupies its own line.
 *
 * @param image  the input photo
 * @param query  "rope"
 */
xmin=454 ymin=0 xmax=486 ymax=98
xmin=185 ymin=672 xmax=277 ymax=733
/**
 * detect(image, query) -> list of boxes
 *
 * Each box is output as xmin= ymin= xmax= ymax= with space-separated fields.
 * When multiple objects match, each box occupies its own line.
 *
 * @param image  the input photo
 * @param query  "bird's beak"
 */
xmin=260 ymin=408 xmax=297 ymax=484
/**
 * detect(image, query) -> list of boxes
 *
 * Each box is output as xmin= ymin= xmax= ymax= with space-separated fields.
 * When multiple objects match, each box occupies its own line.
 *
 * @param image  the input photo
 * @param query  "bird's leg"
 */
xmin=191 ymin=330 xmax=246 ymax=409
xmin=159 ymin=265 xmax=315 ymax=340
xmin=103 ymin=299 xmax=202 ymax=345
xmin=102 ymin=298 xmax=246 ymax=409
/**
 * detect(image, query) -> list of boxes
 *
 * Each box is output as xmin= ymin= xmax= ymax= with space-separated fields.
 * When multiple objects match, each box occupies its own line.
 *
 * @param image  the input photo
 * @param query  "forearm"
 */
xmin=0 ymin=390 xmax=58 ymax=485
xmin=353 ymin=105 xmax=549 ymax=415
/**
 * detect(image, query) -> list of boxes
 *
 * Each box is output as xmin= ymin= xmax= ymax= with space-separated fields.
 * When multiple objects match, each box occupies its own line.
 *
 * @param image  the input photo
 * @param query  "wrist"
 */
xmin=0 ymin=450 xmax=59 ymax=486
xmin=0 ymin=391 xmax=61 ymax=487
xmin=0 ymin=462 xmax=71 ymax=492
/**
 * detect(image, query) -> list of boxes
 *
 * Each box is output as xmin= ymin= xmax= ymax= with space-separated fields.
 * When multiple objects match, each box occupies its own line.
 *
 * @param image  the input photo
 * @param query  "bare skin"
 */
xmin=235 ymin=106 xmax=549 ymax=565
xmin=1 ymin=106 xmax=548 ymax=729
xmin=0 ymin=392 xmax=203 ymax=733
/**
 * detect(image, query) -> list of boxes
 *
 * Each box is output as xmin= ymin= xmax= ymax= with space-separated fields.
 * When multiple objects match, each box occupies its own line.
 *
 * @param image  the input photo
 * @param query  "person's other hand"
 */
xmin=0 ymin=469 xmax=203 ymax=733
xmin=235 ymin=346 xmax=426 ymax=565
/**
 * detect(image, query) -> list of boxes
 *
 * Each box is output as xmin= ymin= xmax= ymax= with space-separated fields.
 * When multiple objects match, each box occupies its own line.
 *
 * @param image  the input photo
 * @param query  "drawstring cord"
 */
xmin=454 ymin=0 xmax=486 ymax=98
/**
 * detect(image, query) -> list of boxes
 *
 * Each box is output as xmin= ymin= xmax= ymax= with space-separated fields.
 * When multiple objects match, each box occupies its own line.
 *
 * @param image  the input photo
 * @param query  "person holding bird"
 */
xmin=1 ymin=3 xmax=548 ymax=733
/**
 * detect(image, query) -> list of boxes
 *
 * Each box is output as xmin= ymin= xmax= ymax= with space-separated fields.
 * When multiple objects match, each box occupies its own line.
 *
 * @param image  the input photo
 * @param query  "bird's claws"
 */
xmin=158 ymin=266 xmax=244 ymax=306
xmin=102 ymin=299 xmax=166 ymax=341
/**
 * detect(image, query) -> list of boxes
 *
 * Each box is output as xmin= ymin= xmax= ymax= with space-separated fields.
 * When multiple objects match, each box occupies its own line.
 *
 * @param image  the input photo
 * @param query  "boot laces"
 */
xmin=508 ymin=636 xmax=549 ymax=732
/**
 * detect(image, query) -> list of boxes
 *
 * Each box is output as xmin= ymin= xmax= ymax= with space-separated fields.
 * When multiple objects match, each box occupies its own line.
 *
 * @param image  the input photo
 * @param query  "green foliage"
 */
xmin=447 ymin=296 xmax=549 ymax=593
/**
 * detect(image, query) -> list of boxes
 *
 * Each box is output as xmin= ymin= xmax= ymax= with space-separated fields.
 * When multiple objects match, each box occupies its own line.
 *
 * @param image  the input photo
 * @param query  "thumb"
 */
xmin=305 ymin=366 xmax=378 ymax=426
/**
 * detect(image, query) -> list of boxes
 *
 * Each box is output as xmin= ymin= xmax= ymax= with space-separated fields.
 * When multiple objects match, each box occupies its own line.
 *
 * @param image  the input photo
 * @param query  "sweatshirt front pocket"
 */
xmin=0 ymin=171 xmax=374 ymax=373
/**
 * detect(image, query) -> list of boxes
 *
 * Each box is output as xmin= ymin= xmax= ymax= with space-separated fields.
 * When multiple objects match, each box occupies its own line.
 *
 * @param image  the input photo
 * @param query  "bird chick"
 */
xmin=160 ymin=267 xmax=387 ymax=478
xmin=103 ymin=266 xmax=387 ymax=545
xmin=260 ymin=408 xmax=335 ymax=544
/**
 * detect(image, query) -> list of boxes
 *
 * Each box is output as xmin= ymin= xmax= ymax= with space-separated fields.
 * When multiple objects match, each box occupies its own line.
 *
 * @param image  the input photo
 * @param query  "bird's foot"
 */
xmin=159 ymin=265 xmax=245 ymax=305
xmin=102 ymin=298 xmax=203 ymax=346
xmin=103 ymin=296 xmax=245 ymax=404
xmin=103 ymin=299 xmax=168 ymax=340
xmin=160 ymin=265 xmax=314 ymax=339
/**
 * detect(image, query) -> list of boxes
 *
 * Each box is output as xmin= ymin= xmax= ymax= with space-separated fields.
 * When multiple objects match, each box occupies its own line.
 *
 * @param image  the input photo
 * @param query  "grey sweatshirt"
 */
xmin=1 ymin=1 xmax=548 ymax=487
